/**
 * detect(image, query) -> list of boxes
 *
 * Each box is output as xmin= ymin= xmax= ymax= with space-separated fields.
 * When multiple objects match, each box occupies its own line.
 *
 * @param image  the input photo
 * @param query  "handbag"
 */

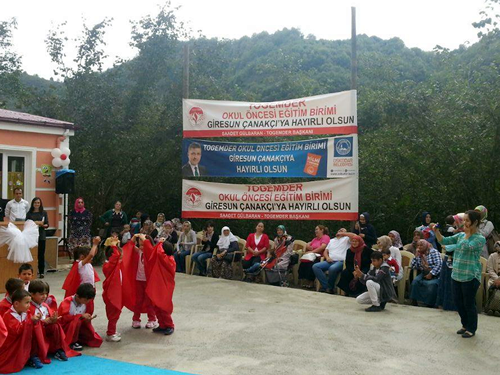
xmin=300 ymin=252 xmax=319 ymax=262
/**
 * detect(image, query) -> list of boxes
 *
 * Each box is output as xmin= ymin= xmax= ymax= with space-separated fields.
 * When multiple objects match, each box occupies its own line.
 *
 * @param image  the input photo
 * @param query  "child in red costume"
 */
xmin=0 ymin=289 xmax=42 ymax=373
xmin=102 ymin=239 xmax=123 ymax=342
xmin=18 ymin=263 xmax=34 ymax=291
xmin=122 ymin=234 xmax=157 ymax=329
xmin=58 ymin=283 xmax=103 ymax=351
xmin=45 ymin=282 xmax=58 ymax=311
xmin=0 ymin=278 xmax=25 ymax=315
xmin=139 ymin=234 xmax=176 ymax=335
xmin=29 ymin=280 xmax=80 ymax=363
xmin=0 ymin=315 xmax=6 ymax=347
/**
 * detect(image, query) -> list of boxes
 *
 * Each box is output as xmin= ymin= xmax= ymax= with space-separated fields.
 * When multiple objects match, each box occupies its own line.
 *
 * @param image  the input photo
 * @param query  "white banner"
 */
xmin=181 ymin=178 xmax=358 ymax=221
xmin=183 ymin=91 xmax=357 ymax=138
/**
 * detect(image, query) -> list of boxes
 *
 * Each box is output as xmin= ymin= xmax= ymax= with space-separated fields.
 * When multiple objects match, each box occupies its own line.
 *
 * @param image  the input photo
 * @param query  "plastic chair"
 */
xmin=292 ymin=240 xmax=307 ymax=285
xmin=397 ymin=250 xmax=415 ymax=304
xmin=185 ymin=234 xmax=203 ymax=275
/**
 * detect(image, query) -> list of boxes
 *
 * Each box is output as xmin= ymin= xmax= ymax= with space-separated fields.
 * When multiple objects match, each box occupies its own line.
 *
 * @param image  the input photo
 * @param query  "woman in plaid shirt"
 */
xmin=433 ymin=210 xmax=486 ymax=338
xmin=409 ymin=240 xmax=442 ymax=307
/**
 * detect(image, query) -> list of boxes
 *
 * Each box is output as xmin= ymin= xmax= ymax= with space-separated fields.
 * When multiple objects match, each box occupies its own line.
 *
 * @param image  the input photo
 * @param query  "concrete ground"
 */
xmin=16 ymin=267 xmax=500 ymax=375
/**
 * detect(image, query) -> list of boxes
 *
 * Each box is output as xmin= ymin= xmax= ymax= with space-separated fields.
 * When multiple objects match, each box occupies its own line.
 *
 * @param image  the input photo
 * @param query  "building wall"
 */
xmin=0 ymin=124 xmax=74 ymax=238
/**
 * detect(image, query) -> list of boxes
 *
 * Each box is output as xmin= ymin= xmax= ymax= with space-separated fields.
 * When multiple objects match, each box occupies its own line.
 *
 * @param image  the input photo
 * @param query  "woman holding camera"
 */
xmin=433 ymin=210 xmax=486 ymax=338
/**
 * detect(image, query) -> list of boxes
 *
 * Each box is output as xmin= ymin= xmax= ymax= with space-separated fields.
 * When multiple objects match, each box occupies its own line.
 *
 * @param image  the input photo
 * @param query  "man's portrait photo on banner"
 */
xmin=182 ymin=142 xmax=208 ymax=177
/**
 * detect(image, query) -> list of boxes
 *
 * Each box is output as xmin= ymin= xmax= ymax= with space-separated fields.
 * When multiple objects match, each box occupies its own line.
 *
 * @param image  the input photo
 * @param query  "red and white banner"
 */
xmin=183 ymin=91 xmax=357 ymax=138
xmin=181 ymin=178 xmax=358 ymax=221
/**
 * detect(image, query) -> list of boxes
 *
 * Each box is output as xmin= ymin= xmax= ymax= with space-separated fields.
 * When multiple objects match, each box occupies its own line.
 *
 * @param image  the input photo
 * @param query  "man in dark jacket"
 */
xmin=182 ymin=142 xmax=207 ymax=177
xmin=354 ymin=251 xmax=397 ymax=312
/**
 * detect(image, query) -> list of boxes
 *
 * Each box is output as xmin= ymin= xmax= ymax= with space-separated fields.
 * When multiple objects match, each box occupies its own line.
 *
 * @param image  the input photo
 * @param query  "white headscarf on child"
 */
xmin=217 ymin=226 xmax=237 ymax=250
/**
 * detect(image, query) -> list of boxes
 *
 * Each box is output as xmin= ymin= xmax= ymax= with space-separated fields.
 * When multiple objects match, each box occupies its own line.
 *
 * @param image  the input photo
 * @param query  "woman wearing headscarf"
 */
xmin=242 ymin=222 xmax=270 ymax=271
xmin=415 ymin=211 xmax=438 ymax=249
xmin=388 ymin=230 xmax=403 ymax=250
xmin=211 ymin=226 xmax=239 ymax=279
xmin=337 ymin=234 xmax=373 ymax=297
xmin=157 ymin=221 xmax=178 ymax=246
xmin=409 ymin=239 xmax=442 ymax=307
xmin=475 ymin=205 xmax=494 ymax=258
xmin=377 ymin=235 xmax=403 ymax=281
xmin=175 ymin=221 xmax=197 ymax=273
xmin=485 ymin=241 xmax=500 ymax=315
xmin=154 ymin=213 xmax=166 ymax=231
xmin=68 ymin=197 xmax=93 ymax=256
xmin=405 ymin=230 xmax=424 ymax=254
xmin=354 ymin=212 xmax=377 ymax=249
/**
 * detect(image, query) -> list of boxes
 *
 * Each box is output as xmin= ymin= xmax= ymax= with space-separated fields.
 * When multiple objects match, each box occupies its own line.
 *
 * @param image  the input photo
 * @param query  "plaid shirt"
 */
xmin=410 ymin=248 xmax=442 ymax=276
xmin=441 ymin=232 xmax=485 ymax=282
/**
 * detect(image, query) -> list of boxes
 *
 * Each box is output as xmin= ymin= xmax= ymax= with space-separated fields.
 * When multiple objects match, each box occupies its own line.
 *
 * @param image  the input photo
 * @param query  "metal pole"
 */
xmin=183 ymin=44 xmax=190 ymax=99
xmin=351 ymin=7 xmax=357 ymax=90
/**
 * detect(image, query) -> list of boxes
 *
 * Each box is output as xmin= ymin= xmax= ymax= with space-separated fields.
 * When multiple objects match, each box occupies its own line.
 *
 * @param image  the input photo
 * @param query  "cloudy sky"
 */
xmin=2 ymin=0 xmax=487 ymax=79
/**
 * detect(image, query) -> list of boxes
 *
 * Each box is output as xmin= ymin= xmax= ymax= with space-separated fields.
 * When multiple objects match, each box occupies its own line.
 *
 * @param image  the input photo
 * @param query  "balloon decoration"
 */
xmin=51 ymin=147 xmax=71 ymax=168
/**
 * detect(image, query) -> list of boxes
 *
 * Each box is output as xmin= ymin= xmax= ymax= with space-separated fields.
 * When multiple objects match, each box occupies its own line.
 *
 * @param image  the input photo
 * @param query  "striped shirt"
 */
xmin=441 ymin=232 xmax=485 ymax=282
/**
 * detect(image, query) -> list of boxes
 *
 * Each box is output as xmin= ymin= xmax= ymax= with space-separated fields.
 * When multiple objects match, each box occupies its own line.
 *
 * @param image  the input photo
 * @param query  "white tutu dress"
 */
xmin=0 ymin=220 xmax=39 ymax=263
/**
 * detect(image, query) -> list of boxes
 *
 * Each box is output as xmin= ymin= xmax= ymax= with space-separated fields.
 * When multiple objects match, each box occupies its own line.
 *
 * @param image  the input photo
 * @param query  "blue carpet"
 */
xmin=21 ymin=355 xmax=196 ymax=375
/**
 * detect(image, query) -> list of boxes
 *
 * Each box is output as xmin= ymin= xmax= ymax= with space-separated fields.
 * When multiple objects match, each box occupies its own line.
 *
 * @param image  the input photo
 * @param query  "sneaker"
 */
xmin=28 ymin=356 xmax=44 ymax=369
xmin=152 ymin=327 xmax=167 ymax=334
xmin=365 ymin=305 xmax=382 ymax=312
xmin=70 ymin=342 xmax=83 ymax=351
xmin=54 ymin=349 xmax=68 ymax=361
xmin=145 ymin=320 xmax=158 ymax=329
xmin=164 ymin=327 xmax=175 ymax=336
xmin=106 ymin=334 xmax=122 ymax=342
xmin=132 ymin=321 xmax=141 ymax=329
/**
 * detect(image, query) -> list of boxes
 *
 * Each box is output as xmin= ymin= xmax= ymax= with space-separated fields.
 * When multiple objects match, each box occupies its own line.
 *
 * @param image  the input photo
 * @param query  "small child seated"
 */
xmin=0 ymin=289 xmax=42 ymax=373
xmin=121 ymin=225 xmax=131 ymax=245
xmin=381 ymin=248 xmax=399 ymax=283
xmin=0 ymin=278 xmax=25 ymax=315
xmin=355 ymin=252 xmax=397 ymax=312
xmin=58 ymin=283 xmax=103 ymax=351
xmin=29 ymin=280 xmax=77 ymax=363
xmin=44 ymin=282 xmax=58 ymax=311
xmin=18 ymin=263 xmax=34 ymax=291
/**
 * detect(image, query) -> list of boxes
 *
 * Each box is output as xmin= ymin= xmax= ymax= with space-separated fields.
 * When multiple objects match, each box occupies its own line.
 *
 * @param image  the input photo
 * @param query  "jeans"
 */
xmin=246 ymin=262 xmax=262 ymax=274
xmin=174 ymin=250 xmax=191 ymax=273
xmin=356 ymin=280 xmax=381 ymax=306
xmin=191 ymin=252 xmax=212 ymax=274
xmin=452 ymin=278 xmax=480 ymax=334
xmin=312 ymin=260 xmax=344 ymax=290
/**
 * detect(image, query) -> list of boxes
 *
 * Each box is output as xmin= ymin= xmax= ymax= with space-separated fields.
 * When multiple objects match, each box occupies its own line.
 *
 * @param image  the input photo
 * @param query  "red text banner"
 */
xmin=183 ymin=91 xmax=357 ymax=138
xmin=181 ymin=178 xmax=358 ymax=221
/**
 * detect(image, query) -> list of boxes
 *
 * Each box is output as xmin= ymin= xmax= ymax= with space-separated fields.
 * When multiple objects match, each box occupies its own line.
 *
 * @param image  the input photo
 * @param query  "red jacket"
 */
xmin=244 ymin=233 xmax=270 ymax=261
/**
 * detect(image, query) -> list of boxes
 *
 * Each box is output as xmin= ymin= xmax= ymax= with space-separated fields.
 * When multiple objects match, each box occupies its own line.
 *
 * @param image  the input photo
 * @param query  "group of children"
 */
xmin=0 ymin=233 xmax=176 ymax=373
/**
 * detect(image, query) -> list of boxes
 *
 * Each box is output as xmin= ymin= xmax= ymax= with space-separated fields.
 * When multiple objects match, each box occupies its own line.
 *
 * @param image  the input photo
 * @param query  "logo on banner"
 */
xmin=184 ymin=187 xmax=203 ymax=208
xmin=334 ymin=137 xmax=353 ymax=157
xmin=188 ymin=107 xmax=205 ymax=127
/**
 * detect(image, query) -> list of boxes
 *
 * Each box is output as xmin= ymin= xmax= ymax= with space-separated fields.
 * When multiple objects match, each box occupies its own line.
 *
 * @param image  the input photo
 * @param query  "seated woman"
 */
xmin=405 ymin=230 xmax=424 ymax=254
xmin=175 ymin=221 xmax=196 ymax=273
xmin=244 ymin=225 xmax=293 ymax=282
xmin=377 ymin=235 xmax=403 ymax=281
xmin=337 ymin=234 xmax=373 ymax=297
xmin=388 ymin=230 xmax=404 ymax=250
xmin=476 ymin=205 xmax=494 ymax=258
xmin=156 ymin=221 xmax=178 ymax=245
xmin=486 ymin=241 xmax=500 ymax=315
xmin=312 ymin=228 xmax=350 ymax=293
xmin=211 ymin=226 xmax=239 ymax=280
xmin=410 ymin=239 xmax=442 ymax=307
xmin=242 ymin=222 xmax=270 ymax=271
xmin=354 ymin=212 xmax=377 ymax=249
xmin=298 ymin=225 xmax=330 ymax=289
xmin=192 ymin=221 xmax=219 ymax=276
xmin=415 ymin=211 xmax=438 ymax=249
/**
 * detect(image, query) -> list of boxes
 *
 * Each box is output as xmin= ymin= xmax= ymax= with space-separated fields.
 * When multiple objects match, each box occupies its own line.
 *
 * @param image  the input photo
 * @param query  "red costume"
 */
xmin=0 ymin=298 xmax=12 ymax=316
xmin=102 ymin=246 xmax=123 ymax=336
xmin=62 ymin=261 xmax=101 ymax=298
xmin=57 ymin=296 xmax=103 ymax=348
xmin=29 ymin=302 xmax=80 ymax=362
xmin=46 ymin=295 xmax=58 ymax=311
xmin=0 ymin=308 xmax=34 ymax=374
xmin=142 ymin=240 xmax=176 ymax=329
xmin=121 ymin=240 xmax=156 ymax=322
xmin=0 ymin=315 xmax=6 ymax=347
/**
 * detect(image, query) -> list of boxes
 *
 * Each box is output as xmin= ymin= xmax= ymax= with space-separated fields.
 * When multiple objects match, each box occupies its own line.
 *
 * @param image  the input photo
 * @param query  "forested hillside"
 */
xmin=1 ymin=4 xmax=499 ymax=241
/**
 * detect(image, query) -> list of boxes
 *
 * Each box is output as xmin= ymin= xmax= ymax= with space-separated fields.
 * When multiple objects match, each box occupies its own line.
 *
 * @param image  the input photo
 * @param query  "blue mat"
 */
xmin=21 ymin=355 xmax=196 ymax=375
